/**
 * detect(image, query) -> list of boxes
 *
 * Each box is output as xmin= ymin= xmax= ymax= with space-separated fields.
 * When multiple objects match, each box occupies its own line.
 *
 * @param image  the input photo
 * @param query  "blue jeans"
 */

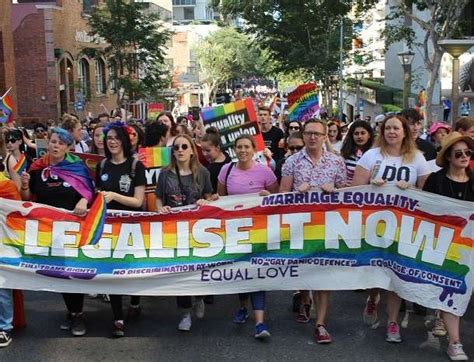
xmin=0 ymin=289 xmax=13 ymax=331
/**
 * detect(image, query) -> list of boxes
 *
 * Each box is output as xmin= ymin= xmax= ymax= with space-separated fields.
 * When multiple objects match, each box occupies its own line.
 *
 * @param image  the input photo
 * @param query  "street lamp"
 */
xmin=438 ymin=39 xmax=474 ymax=124
xmin=397 ymin=51 xmax=415 ymax=110
xmin=354 ymin=72 xmax=364 ymax=118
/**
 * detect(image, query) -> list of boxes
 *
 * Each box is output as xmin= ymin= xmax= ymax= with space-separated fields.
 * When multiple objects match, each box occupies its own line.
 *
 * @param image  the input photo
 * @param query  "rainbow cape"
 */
xmin=79 ymin=192 xmax=107 ymax=246
xmin=0 ymin=95 xmax=13 ymax=123
xmin=29 ymin=153 xmax=94 ymax=203
xmin=12 ymin=153 xmax=27 ymax=174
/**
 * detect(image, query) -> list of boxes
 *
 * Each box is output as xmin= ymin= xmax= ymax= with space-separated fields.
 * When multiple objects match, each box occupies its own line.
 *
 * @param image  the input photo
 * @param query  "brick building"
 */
xmin=11 ymin=0 xmax=117 ymax=124
xmin=0 ymin=1 xmax=18 ymax=117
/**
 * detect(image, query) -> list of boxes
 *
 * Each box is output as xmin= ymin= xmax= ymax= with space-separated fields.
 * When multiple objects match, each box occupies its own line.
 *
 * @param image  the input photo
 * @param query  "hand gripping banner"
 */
xmin=0 ymin=185 xmax=472 ymax=316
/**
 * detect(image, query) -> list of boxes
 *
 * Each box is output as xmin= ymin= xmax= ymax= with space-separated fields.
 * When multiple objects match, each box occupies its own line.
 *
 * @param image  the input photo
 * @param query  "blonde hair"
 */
xmin=168 ymin=134 xmax=202 ymax=188
xmin=376 ymin=115 xmax=418 ymax=163
xmin=60 ymin=113 xmax=80 ymax=132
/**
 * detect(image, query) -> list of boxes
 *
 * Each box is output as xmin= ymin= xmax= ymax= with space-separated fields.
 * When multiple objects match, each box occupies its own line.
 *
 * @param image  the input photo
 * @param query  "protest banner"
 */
xmin=138 ymin=146 xmax=171 ymax=211
xmin=148 ymin=103 xmax=165 ymax=121
xmin=287 ymin=83 xmax=320 ymax=122
xmin=71 ymin=152 xmax=105 ymax=180
xmin=201 ymin=98 xmax=264 ymax=157
xmin=0 ymin=185 xmax=472 ymax=316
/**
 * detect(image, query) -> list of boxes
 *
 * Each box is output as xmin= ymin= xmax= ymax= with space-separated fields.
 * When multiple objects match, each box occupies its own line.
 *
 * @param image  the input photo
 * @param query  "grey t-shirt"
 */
xmin=155 ymin=165 xmax=212 ymax=207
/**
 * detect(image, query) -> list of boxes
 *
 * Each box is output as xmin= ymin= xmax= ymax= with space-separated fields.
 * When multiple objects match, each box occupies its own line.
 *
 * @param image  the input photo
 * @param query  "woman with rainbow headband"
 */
xmin=95 ymin=121 xmax=146 ymax=338
xmin=4 ymin=128 xmax=30 ymax=191
xmin=20 ymin=127 xmax=95 ymax=337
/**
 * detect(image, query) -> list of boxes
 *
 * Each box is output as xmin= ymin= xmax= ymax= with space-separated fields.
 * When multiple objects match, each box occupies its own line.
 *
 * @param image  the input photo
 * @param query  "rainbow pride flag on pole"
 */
xmin=0 ymin=88 xmax=14 ymax=124
xmin=139 ymin=147 xmax=171 ymax=168
xmin=79 ymin=192 xmax=107 ymax=247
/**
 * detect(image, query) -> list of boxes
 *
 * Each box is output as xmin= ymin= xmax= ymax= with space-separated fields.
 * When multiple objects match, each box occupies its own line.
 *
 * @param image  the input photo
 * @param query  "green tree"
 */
xmin=195 ymin=27 xmax=266 ymax=102
xmin=383 ymin=0 xmax=471 ymax=121
xmin=88 ymin=0 xmax=172 ymax=104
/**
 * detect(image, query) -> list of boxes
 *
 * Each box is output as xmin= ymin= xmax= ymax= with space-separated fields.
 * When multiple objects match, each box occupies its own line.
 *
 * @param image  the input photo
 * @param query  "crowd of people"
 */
xmin=0 ymin=105 xmax=473 ymax=361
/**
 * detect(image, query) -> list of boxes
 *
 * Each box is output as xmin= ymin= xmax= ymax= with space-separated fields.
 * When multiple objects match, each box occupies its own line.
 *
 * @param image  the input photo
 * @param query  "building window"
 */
xmin=183 ymin=7 xmax=194 ymax=20
xmin=173 ymin=0 xmax=196 ymax=5
xmin=78 ymin=58 xmax=91 ymax=99
xmin=83 ymin=0 xmax=99 ymax=14
xmin=108 ymin=60 xmax=117 ymax=93
xmin=95 ymin=58 xmax=106 ymax=94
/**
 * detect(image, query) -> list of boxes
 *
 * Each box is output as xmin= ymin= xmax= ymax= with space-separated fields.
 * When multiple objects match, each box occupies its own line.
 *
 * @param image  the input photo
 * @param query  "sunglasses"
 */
xmin=173 ymin=143 xmax=189 ymax=151
xmin=288 ymin=145 xmax=304 ymax=151
xmin=453 ymin=149 xmax=472 ymax=159
xmin=289 ymin=126 xmax=300 ymax=130
xmin=5 ymin=138 xmax=19 ymax=144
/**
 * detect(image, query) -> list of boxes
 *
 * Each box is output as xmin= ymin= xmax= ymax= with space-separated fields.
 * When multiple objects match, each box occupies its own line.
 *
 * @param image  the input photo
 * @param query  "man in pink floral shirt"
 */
xmin=280 ymin=119 xmax=347 ymax=345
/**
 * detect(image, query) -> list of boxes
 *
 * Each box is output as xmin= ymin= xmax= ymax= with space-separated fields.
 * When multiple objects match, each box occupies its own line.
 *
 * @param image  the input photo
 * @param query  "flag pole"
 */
xmin=1 ymin=87 xmax=12 ymax=99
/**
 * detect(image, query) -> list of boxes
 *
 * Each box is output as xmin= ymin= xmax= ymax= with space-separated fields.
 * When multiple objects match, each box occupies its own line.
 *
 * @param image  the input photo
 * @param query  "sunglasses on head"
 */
xmin=288 ymin=145 xmax=303 ymax=151
xmin=173 ymin=143 xmax=189 ymax=151
xmin=453 ymin=149 xmax=472 ymax=159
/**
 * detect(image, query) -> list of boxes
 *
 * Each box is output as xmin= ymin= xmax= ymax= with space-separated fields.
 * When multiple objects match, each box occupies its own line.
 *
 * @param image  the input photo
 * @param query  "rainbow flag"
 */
xmin=287 ymin=83 xmax=319 ymax=122
xmin=79 ymin=192 xmax=107 ymax=247
xmin=0 ymin=94 xmax=13 ymax=124
xmin=139 ymin=147 xmax=171 ymax=168
xmin=12 ymin=154 xmax=27 ymax=174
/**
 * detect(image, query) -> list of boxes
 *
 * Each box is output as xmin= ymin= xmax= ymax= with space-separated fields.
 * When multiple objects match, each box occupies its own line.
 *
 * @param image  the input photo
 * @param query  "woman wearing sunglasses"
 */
xmin=422 ymin=131 xmax=473 ymax=361
xmin=340 ymin=120 xmax=375 ymax=185
xmin=20 ymin=128 xmax=95 ymax=338
xmin=4 ymin=129 xmax=30 ymax=191
xmin=275 ymin=131 xmax=304 ymax=183
xmin=217 ymin=134 xmax=279 ymax=340
xmin=95 ymin=122 xmax=146 ymax=338
xmin=155 ymin=134 xmax=213 ymax=332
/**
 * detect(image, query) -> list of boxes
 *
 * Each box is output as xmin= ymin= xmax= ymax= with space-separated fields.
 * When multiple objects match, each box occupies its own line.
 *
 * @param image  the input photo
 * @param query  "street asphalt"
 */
xmin=0 ymin=290 xmax=472 ymax=361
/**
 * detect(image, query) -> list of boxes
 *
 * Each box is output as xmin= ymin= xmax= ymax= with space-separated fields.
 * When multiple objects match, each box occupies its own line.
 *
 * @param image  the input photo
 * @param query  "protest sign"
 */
xmin=0 ymin=185 xmax=472 ymax=316
xmin=138 ymin=146 xmax=171 ymax=211
xmin=35 ymin=139 xmax=48 ymax=159
xmin=201 ymin=98 xmax=264 ymax=156
xmin=71 ymin=152 xmax=105 ymax=180
xmin=287 ymin=83 xmax=320 ymax=121
xmin=148 ymin=103 xmax=165 ymax=121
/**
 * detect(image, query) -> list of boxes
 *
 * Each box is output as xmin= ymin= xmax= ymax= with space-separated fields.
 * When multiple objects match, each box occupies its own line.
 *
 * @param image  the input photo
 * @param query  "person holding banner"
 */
xmin=95 ymin=122 xmax=146 ymax=338
xmin=422 ymin=131 xmax=473 ymax=361
xmin=217 ymin=134 xmax=279 ymax=339
xmin=279 ymin=119 xmax=346 ymax=344
xmin=155 ymin=134 xmax=213 ymax=332
xmin=20 ymin=127 xmax=95 ymax=337
xmin=352 ymin=115 xmax=431 ymax=343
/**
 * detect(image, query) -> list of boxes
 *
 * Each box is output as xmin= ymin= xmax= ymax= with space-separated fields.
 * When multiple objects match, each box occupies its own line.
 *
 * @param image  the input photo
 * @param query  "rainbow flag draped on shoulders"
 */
xmin=29 ymin=153 xmax=94 ymax=203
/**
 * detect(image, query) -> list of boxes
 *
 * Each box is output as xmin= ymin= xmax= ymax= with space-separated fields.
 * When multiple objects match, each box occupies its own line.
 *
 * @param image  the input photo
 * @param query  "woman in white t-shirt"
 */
xmin=352 ymin=115 xmax=431 ymax=344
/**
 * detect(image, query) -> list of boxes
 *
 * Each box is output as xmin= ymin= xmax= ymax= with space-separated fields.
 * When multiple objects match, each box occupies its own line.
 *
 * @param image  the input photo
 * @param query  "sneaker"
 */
xmin=178 ymin=313 xmax=192 ymax=331
xmin=432 ymin=317 xmax=447 ymax=337
xmin=295 ymin=304 xmax=311 ymax=323
xmin=292 ymin=291 xmax=302 ymax=313
xmin=363 ymin=296 xmax=380 ymax=328
xmin=386 ymin=322 xmax=402 ymax=343
xmin=71 ymin=314 xmax=86 ymax=336
xmin=314 ymin=324 xmax=332 ymax=344
xmin=126 ymin=305 xmax=142 ymax=321
xmin=233 ymin=307 xmax=249 ymax=324
xmin=112 ymin=320 xmax=125 ymax=338
xmin=60 ymin=313 xmax=72 ymax=331
xmin=447 ymin=342 xmax=468 ymax=361
xmin=194 ymin=298 xmax=205 ymax=319
xmin=0 ymin=331 xmax=12 ymax=348
xmin=254 ymin=323 xmax=271 ymax=339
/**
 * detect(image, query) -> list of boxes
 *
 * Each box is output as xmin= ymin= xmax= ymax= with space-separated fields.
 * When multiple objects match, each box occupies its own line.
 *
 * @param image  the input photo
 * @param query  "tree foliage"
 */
xmin=88 ymin=0 xmax=172 ymax=102
xmin=382 ymin=0 xmax=471 ymax=121
xmin=195 ymin=27 xmax=267 ymax=101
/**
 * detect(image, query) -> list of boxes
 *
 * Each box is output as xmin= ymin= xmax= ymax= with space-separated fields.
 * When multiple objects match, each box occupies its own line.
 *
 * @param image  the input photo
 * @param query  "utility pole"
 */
xmin=338 ymin=15 xmax=344 ymax=121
